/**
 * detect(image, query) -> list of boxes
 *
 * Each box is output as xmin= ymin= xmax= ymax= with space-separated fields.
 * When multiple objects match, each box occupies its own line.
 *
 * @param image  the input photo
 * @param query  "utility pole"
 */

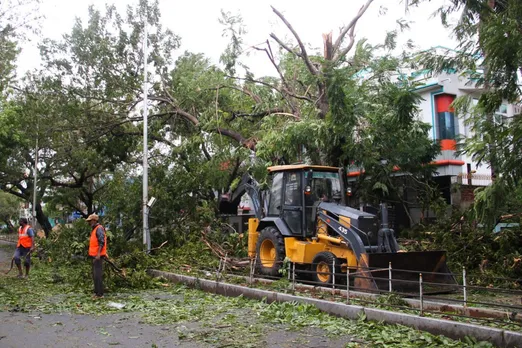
xmin=32 ymin=133 xmax=38 ymax=228
xmin=142 ymin=11 xmax=150 ymax=252
xmin=483 ymin=0 xmax=497 ymax=182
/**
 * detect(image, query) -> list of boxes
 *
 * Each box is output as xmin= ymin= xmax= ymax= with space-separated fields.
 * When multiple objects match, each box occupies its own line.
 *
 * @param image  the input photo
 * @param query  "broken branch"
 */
xmin=332 ymin=0 xmax=374 ymax=60
xmin=271 ymin=6 xmax=319 ymax=76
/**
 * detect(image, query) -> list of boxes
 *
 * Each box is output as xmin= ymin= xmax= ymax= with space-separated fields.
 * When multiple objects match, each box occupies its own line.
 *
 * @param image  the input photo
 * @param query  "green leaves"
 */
xmin=0 ymin=241 xmax=498 ymax=347
xmin=0 ymin=0 xmax=41 ymax=94
xmin=0 ymin=0 xmax=182 ymax=229
xmin=219 ymin=10 xmax=247 ymax=76
xmin=256 ymin=301 xmax=485 ymax=347
xmin=0 ymin=192 xmax=22 ymax=230
xmin=413 ymin=1 xmax=522 ymax=224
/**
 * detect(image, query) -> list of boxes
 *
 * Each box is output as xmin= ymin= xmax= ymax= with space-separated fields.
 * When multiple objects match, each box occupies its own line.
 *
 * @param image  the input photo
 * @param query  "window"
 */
xmin=494 ymin=104 xmax=508 ymax=125
xmin=305 ymin=171 xmax=342 ymax=204
xmin=284 ymin=172 xmax=301 ymax=206
xmin=438 ymin=111 xmax=456 ymax=139
xmin=268 ymin=172 xmax=283 ymax=216
xmin=435 ymin=94 xmax=457 ymax=140
xmin=497 ymin=104 xmax=508 ymax=115
xmin=304 ymin=171 xmax=342 ymax=235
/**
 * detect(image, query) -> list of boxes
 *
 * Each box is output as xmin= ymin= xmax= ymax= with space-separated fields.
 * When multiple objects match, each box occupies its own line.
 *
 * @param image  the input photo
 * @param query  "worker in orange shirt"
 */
xmin=86 ymin=214 xmax=107 ymax=299
xmin=14 ymin=218 xmax=35 ymax=278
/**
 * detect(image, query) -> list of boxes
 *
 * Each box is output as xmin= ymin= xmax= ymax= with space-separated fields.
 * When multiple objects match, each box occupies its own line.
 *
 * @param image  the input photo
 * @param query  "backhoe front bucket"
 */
xmin=354 ymin=251 xmax=458 ymax=294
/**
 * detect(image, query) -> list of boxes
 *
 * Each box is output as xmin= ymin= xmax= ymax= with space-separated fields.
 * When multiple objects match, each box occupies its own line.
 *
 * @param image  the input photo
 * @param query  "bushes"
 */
xmin=38 ymin=220 xmax=90 ymax=263
xmin=407 ymin=210 xmax=522 ymax=285
xmin=36 ymin=211 xmax=244 ymax=292
xmin=36 ymin=220 xmax=164 ymax=291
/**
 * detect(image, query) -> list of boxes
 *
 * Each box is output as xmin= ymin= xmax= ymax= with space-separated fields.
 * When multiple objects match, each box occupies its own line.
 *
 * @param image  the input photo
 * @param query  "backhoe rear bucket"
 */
xmin=354 ymin=251 xmax=458 ymax=294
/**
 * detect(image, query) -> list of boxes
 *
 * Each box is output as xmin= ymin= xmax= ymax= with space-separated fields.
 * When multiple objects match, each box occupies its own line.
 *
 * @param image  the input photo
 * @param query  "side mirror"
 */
xmin=306 ymin=169 xmax=313 ymax=185
xmin=305 ymin=169 xmax=313 ymax=195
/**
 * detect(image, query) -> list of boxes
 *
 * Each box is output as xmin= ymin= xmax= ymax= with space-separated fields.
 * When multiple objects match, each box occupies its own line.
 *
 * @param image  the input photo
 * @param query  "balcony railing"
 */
xmin=451 ymin=173 xmax=492 ymax=186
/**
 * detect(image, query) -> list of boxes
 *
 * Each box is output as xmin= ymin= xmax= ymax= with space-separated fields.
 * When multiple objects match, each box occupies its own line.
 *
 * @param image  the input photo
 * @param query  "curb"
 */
xmin=150 ymin=269 xmax=522 ymax=348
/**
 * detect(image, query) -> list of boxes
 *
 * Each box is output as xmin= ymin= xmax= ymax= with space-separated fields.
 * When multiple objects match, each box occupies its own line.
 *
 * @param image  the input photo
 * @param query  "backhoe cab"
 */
xmin=220 ymin=164 xmax=456 ymax=292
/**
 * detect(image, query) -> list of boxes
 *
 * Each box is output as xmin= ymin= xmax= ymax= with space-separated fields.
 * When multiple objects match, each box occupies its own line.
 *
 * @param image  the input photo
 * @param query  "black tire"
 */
xmin=255 ymin=226 xmax=285 ymax=277
xmin=311 ymin=251 xmax=344 ymax=286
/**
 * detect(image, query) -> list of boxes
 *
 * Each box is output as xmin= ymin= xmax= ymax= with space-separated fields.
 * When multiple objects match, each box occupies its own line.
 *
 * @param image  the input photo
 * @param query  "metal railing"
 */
xmin=452 ymin=173 xmax=493 ymax=186
xmin=201 ymin=257 xmax=522 ymax=330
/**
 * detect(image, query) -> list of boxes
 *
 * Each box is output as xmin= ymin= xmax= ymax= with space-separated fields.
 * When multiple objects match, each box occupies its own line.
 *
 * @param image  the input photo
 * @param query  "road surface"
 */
xmin=0 ymin=241 xmax=352 ymax=348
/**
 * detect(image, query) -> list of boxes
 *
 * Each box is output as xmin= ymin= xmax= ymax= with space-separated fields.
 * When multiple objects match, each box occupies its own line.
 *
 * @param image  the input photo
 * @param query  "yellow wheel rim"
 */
xmin=316 ymin=262 xmax=330 ymax=283
xmin=260 ymin=239 xmax=276 ymax=267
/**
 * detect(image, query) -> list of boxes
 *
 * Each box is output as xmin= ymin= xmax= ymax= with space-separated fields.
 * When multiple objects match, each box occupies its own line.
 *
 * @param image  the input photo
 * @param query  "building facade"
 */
xmin=414 ymin=66 xmax=520 ymax=208
xmin=348 ymin=51 xmax=521 ymax=228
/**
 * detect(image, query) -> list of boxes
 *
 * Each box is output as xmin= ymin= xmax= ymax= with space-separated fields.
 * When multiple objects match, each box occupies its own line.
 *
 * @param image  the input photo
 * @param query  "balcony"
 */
xmin=451 ymin=172 xmax=492 ymax=187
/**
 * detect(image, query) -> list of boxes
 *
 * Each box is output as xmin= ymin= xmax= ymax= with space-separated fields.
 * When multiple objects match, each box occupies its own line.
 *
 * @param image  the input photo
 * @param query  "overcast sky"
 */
xmin=18 ymin=0 xmax=458 ymax=76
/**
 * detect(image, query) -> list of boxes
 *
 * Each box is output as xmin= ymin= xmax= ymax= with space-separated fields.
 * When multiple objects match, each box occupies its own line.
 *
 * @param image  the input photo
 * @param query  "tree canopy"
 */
xmin=0 ymin=0 xmax=444 ymax=240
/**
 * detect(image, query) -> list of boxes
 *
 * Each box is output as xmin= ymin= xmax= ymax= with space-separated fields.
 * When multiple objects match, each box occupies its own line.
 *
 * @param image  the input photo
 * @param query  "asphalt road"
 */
xmin=0 ymin=241 xmax=352 ymax=348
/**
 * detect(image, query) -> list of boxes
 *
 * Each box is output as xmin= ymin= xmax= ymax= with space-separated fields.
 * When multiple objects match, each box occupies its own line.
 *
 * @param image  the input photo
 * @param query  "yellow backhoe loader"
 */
xmin=219 ymin=164 xmax=457 ymax=292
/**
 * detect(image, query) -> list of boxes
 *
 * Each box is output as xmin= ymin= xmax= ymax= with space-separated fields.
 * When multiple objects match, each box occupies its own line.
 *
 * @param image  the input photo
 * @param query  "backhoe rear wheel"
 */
xmin=311 ymin=251 xmax=344 ymax=286
xmin=255 ymin=227 xmax=285 ymax=277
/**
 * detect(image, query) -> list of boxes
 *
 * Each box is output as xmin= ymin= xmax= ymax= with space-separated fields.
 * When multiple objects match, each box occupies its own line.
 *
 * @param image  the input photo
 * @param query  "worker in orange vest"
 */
xmin=86 ymin=213 xmax=107 ymax=299
xmin=14 ymin=218 xmax=35 ymax=278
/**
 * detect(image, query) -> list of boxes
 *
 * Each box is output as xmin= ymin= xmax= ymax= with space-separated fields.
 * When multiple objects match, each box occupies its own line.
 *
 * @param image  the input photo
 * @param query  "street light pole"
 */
xmin=32 ymin=134 xmax=38 ymax=227
xmin=142 ymin=13 xmax=150 ymax=252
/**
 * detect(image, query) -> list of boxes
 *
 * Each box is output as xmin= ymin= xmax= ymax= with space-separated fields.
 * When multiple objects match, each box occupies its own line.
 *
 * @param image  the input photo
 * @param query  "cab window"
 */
xmin=268 ymin=172 xmax=283 ymax=215
xmin=305 ymin=171 xmax=341 ymax=204
xmin=284 ymin=172 xmax=302 ymax=206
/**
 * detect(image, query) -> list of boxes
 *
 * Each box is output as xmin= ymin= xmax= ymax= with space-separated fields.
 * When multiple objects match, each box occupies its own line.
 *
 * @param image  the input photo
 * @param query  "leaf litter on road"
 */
xmin=0 ymin=261 xmax=495 ymax=347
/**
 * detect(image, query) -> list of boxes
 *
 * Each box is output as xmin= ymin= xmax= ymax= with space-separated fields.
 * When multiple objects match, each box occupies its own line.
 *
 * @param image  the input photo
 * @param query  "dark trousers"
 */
xmin=92 ymin=258 xmax=104 ymax=296
xmin=14 ymin=246 xmax=31 ymax=266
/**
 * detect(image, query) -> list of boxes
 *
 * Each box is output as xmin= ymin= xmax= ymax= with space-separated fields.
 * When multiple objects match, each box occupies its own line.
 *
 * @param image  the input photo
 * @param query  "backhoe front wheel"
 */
xmin=311 ymin=251 xmax=344 ymax=286
xmin=255 ymin=227 xmax=285 ymax=277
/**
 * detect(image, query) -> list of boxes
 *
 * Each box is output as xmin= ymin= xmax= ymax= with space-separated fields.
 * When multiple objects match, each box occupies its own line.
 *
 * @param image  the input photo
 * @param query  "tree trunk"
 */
xmin=35 ymin=203 xmax=52 ymax=238
xmin=7 ymin=220 xmax=15 ymax=232
xmin=0 ymin=217 xmax=15 ymax=233
xmin=317 ymin=89 xmax=330 ymax=119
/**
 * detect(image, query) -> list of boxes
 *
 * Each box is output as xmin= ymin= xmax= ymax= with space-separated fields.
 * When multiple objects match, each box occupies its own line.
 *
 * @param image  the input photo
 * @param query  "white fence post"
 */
xmin=332 ymin=258 xmax=336 ymax=290
xmin=216 ymin=258 xmax=222 ymax=283
xmin=292 ymin=262 xmax=296 ymax=293
xmin=463 ymin=266 xmax=467 ymax=308
xmin=419 ymin=273 xmax=424 ymax=316
xmin=249 ymin=258 xmax=253 ymax=285
xmin=389 ymin=262 xmax=392 ymax=293
xmin=346 ymin=267 xmax=350 ymax=305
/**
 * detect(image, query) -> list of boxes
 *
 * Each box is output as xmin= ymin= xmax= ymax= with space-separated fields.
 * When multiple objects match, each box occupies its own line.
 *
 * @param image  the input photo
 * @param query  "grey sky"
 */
xmin=18 ymin=0 xmax=457 ymax=76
